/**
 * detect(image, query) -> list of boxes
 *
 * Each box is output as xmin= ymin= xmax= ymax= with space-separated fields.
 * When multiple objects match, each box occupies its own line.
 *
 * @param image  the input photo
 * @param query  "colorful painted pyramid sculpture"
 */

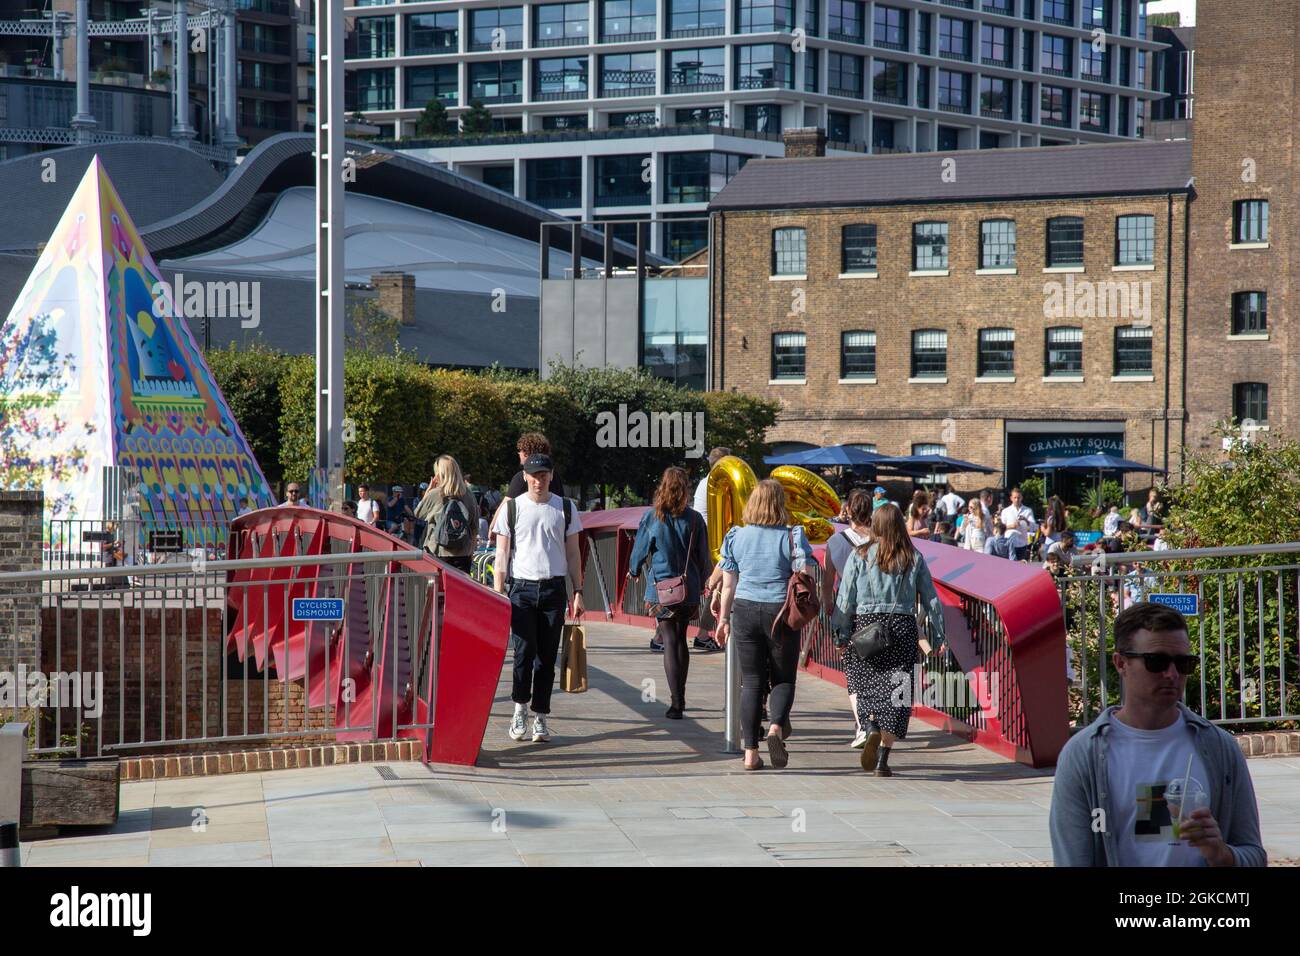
xmin=0 ymin=156 xmax=273 ymax=529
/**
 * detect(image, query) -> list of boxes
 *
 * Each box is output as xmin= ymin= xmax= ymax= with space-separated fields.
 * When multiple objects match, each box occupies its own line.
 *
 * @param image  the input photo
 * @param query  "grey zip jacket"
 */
xmin=1049 ymin=704 xmax=1267 ymax=866
xmin=834 ymin=543 xmax=946 ymax=645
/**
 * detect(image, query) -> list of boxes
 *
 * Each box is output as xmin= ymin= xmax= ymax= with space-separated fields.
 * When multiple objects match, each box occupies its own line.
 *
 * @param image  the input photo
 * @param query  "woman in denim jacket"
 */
xmin=715 ymin=480 xmax=812 ymax=771
xmin=628 ymin=467 xmax=714 ymax=719
xmin=835 ymin=503 xmax=946 ymax=776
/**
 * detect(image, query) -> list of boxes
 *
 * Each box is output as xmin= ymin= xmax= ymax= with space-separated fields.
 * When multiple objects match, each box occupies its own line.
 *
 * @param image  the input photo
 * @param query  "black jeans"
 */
xmin=655 ymin=604 xmax=697 ymax=708
xmin=732 ymin=599 xmax=800 ymax=750
xmin=509 ymin=576 xmax=568 ymax=714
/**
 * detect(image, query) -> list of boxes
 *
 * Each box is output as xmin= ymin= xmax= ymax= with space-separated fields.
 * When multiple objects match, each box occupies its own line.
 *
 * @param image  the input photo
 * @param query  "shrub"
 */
xmin=206 ymin=340 xmax=290 ymax=484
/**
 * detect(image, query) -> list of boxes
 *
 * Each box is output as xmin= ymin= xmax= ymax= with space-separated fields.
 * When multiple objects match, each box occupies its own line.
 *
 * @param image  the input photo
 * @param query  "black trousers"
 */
xmin=508 ymin=576 xmax=568 ymax=714
xmin=655 ymin=604 xmax=696 ymax=707
xmin=732 ymin=598 xmax=800 ymax=750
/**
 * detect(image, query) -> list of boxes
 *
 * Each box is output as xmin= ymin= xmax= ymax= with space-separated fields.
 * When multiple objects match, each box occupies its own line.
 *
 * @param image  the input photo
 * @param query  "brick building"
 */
xmin=708 ymin=135 xmax=1191 ymax=493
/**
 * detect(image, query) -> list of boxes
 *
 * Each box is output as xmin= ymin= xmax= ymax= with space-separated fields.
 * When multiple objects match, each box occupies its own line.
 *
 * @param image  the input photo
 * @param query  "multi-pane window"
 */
xmin=1021 ymin=29 xmax=1034 ymax=70
xmin=841 ymin=224 xmax=877 ymax=272
xmin=405 ymin=64 xmax=459 ymax=107
xmin=827 ymin=111 xmax=851 ymax=142
xmin=469 ymin=60 xmax=523 ymax=103
xmin=981 ymin=24 xmax=1011 ymax=65
xmin=1045 ymin=327 xmax=1083 ymax=376
xmin=406 ymin=12 xmax=458 ymax=55
xmin=676 ymin=105 xmax=726 ymax=125
xmin=608 ymin=109 xmax=658 ymax=126
xmin=1234 ymin=200 xmax=1269 ymax=244
xmin=916 ymin=64 xmax=930 ymax=108
xmin=980 ymin=76 xmax=1009 ymax=116
xmin=601 ymin=0 xmax=657 ymax=39
xmin=937 ymin=69 xmax=970 ymax=113
xmin=1116 ymin=214 xmax=1155 ymax=266
xmin=772 ymin=332 xmax=807 ymax=379
xmin=1047 ymin=216 xmax=1084 ymax=267
xmin=595 ymin=154 xmax=652 ymax=205
xmin=841 ymin=330 xmax=877 ymax=379
xmin=736 ymin=0 xmax=795 ymax=33
xmin=1083 ymin=0 xmax=1109 ymax=30
xmin=912 ymin=222 xmax=948 ymax=270
xmin=668 ymin=0 xmax=726 ymax=34
xmin=1042 ymin=0 xmax=1072 ymax=24
xmin=772 ymin=226 xmax=807 ymax=275
xmin=526 ymin=157 xmax=583 ymax=206
xmin=1232 ymin=292 xmax=1268 ymax=334
xmin=534 ymin=56 xmax=590 ymax=99
xmin=744 ymin=103 xmax=782 ymax=132
xmin=828 ymin=0 xmax=864 ymax=42
xmin=469 ymin=8 xmax=523 ymax=50
xmin=1080 ymin=42 xmax=1108 ymax=80
xmin=980 ymin=219 xmax=1016 ymax=268
xmin=534 ymin=2 xmax=590 ymax=45
xmin=1233 ymin=383 xmax=1268 ymax=425
xmin=915 ymin=10 xmax=930 ymax=54
xmin=1021 ymin=80 xmax=1033 ymax=121
xmin=911 ymin=330 xmax=948 ymax=378
xmin=600 ymin=51 xmax=656 ymax=95
xmin=1041 ymin=85 xmax=1070 ymax=125
xmin=1114 ymin=326 xmax=1152 ymax=375
xmin=353 ymin=17 xmax=396 ymax=58
xmin=663 ymin=150 xmax=746 ymax=202
xmin=978 ymin=328 xmax=1015 ymax=377
xmin=805 ymin=47 xmax=819 ymax=92
xmin=872 ymin=59 xmax=907 ymax=103
xmin=872 ymin=116 xmax=896 ymax=150
xmin=352 ymin=68 xmax=394 ymax=110
xmin=873 ymin=4 xmax=907 ymax=49
xmin=828 ymin=52 xmax=863 ymax=97
xmin=735 ymin=44 xmax=795 ymax=89
xmin=667 ymin=47 xmax=725 ymax=91
xmin=805 ymin=0 xmax=819 ymax=35
xmin=1079 ymin=90 xmax=1108 ymax=131
xmin=1041 ymin=34 xmax=1072 ymax=76
xmin=939 ymin=17 xmax=971 ymax=60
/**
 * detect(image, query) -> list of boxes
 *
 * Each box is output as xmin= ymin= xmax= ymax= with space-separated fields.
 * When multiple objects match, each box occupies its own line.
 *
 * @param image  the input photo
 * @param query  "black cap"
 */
xmin=522 ymin=454 xmax=554 ymax=475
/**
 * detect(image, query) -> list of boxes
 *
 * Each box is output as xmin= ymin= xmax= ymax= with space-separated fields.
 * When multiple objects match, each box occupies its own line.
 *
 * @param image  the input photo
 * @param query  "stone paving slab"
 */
xmin=21 ymin=622 xmax=1300 ymax=866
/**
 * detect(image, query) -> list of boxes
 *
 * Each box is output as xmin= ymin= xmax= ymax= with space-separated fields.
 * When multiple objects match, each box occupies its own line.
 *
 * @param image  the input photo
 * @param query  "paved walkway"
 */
xmin=21 ymin=623 xmax=1300 ymax=866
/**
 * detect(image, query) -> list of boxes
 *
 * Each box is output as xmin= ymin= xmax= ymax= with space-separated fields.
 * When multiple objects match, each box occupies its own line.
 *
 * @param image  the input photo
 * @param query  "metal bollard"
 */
xmin=0 ymin=822 xmax=18 ymax=868
xmin=724 ymin=636 xmax=742 ymax=753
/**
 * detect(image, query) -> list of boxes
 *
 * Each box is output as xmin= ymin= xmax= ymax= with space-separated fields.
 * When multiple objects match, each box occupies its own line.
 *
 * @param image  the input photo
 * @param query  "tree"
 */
xmin=345 ymin=297 xmax=402 ymax=355
xmin=415 ymin=99 xmax=450 ymax=137
xmin=349 ymin=110 xmax=368 ymax=124
xmin=206 ymin=340 xmax=289 ymax=484
xmin=700 ymin=391 xmax=780 ymax=480
xmin=0 ymin=313 xmax=90 ymax=516
xmin=459 ymin=99 xmax=493 ymax=135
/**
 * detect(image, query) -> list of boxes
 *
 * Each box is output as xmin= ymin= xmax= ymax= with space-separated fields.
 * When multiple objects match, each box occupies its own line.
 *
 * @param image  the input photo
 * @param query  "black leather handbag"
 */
xmin=850 ymin=619 xmax=893 ymax=660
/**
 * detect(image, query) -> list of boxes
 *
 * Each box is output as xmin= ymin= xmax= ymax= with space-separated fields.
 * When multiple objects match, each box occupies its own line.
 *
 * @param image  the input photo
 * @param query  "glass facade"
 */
xmin=601 ymin=0 xmax=657 ymax=40
xmin=872 ymin=59 xmax=906 ymax=103
xmin=828 ymin=52 xmax=863 ymax=98
xmin=669 ymin=0 xmax=726 ymax=34
xmin=938 ymin=69 xmax=971 ymax=113
xmin=527 ymin=156 xmax=583 ymax=205
xmin=405 ymin=12 xmax=458 ymax=55
xmin=534 ymin=56 xmax=590 ymax=99
xmin=353 ymin=68 xmax=395 ymax=110
xmin=469 ymin=7 xmax=524 ymax=50
xmin=406 ymin=64 xmax=458 ymax=106
xmin=667 ymin=47 xmax=726 ymax=92
xmin=939 ymin=16 xmax=971 ymax=61
xmin=353 ymin=17 xmax=396 ymax=59
xmin=535 ymin=2 xmax=591 ymax=45
xmin=676 ymin=105 xmax=726 ymax=124
xmin=736 ymin=0 xmax=795 ymax=33
xmin=644 ymin=274 xmax=708 ymax=388
xmin=828 ymin=0 xmax=864 ymax=42
xmin=595 ymin=154 xmax=652 ymax=205
xmin=664 ymin=151 xmax=747 ymax=202
xmin=874 ymin=4 xmax=908 ymax=49
xmin=600 ymin=51 xmax=657 ymax=95
xmin=735 ymin=44 xmax=795 ymax=89
xmin=470 ymin=60 xmax=523 ymax=103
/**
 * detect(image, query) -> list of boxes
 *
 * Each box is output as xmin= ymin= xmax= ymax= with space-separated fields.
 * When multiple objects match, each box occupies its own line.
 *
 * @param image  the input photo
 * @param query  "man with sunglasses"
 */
xmin=1050 ymin=602 xmax=1265 ymax=866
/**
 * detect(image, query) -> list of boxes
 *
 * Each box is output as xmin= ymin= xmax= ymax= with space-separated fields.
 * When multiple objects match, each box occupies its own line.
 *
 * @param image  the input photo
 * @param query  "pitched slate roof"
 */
xmin=710 ymin=140 xmax=1194 ymax=211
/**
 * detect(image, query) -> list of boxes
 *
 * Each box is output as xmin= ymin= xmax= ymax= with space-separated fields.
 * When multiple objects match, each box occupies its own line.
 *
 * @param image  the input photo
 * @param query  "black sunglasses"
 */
xmin=1120 ymin=652 xmax=1197 ymax=675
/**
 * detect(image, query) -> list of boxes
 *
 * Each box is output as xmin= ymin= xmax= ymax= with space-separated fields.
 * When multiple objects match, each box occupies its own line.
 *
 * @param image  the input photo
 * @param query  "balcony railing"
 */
xmin=939 ymin=49 xmax=972 ymax=61
xmin=595 ymin=191 xmax=652 ymax=206
xmin=599 ymin=31 xmax=657 ymax=43
xmin=1041 ymin=65 xmax=1072 ymax=78
xmin=1043 ymin=14 xmax=1073 ymax=26
xmin=874 ymin=38 xmax=906 ymax=51
xmin=240 ymin=75 xmax=292 ymax=93
xmin=980 ymin=106 xmax=1010 ymax=118
xmin=982 ymin=56 xmax=1011 ymax=67
xmin=601 ymin=85 xmax=656 ymax=97
xmin=735 ymin=75 xmax=789 ymax=90
xmin=667 ymin=80 xmax=724 ymax=93
xmin=1041 ymin=114 xmax=1071 ymax=128
xmin=471 ymin=91 xmax=522 ymax=104
xmin=982 ymin=1 xmax=1013 ymax=12
xmin=238 ymin=110 xmax=294 ymax=129
xmin=668 ymin=26 xmax=725 ymax=38
xmin=938 ymin=100 xmax=969 ymax=113
xmin=829 ymin=85 xmax=863 ymax=98
xmin=382 ymin=122 xmax=783 ymax=149
xmin=828 ymin=28 xmax=864 ymax=42
xmin=468 ymin=39 xmax=524 ymax=51
xmin=1080 ymin=120 xmax=1110 ymax=133
xmin=873 ymin=90 xmax=906 ymax=104
xmin=534 ymin=88 xmax=589 ymax=100
xmin=940 ymin=0 xmax=973 ymax=7
xmin=535 ymin=34 xmax=588 ymax=47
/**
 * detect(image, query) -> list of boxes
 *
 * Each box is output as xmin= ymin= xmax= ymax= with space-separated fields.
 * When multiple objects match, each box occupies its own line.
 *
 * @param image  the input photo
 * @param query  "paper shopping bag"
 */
xmin=559 ymin=623 xmax=588 ymax=693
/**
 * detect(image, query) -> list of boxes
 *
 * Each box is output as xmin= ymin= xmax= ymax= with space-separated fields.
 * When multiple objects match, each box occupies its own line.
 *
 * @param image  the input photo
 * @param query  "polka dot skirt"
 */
xmin=842 ymin=612 xmax=920 ymax=740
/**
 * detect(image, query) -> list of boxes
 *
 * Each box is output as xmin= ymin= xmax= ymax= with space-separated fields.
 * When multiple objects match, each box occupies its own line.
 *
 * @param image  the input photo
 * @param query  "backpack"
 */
xmin=435 ymin=495 xmax=472 ymax=550
xmin=506 ymin=495 xmax=573 ymax=580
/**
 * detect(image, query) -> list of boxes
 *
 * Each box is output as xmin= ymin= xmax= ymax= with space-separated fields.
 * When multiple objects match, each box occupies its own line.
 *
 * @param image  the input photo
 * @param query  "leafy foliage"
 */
xmin=345 ymin=297 xmax=402 ymax=355
xmin=1017 ymin=476 xmax=1045 ymax=514
xmin=702 ymin=391 xmax=779 ymax=481
xmin=459 ymin=99 xmax=493 ymax=135
xmin=1082 ymin=479 xmax=1128 ymax=513
xmin=205 ymin=340 xmax=289 ymax=484
xmin=415 ymin=99 xmax=450 ymax=136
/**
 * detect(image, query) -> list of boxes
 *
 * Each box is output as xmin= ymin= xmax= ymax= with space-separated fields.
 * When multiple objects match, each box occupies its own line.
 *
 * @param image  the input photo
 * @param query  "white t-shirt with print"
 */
xmin=492 ymin=493 xmax=583 ymax=581
xmin=826 ymin=528 xmax=870 ymax=579
xmin=1106 ymin=714 xmax=1209 ymax=867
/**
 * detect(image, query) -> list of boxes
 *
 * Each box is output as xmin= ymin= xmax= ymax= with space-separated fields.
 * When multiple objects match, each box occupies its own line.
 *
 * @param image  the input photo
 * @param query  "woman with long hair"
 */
xmin=715 ymin=480 xmax=812 ymax=771
xmin=415 ymin=454 xmax=480 ymax=572
xmin=958 ymin=497 xmax=989 ymax=551
xmin=822 ymin=489 xmax=874 ymax=748
xmin=1041 ymin=495 xmax=1068 ymax=547
xmin=628 ymin=467 xmax=714 ymax=718
xmin=906 ymin=489 xmax=932 ymax=538
xmin=834 ymin=503 xmax=946 ymax=776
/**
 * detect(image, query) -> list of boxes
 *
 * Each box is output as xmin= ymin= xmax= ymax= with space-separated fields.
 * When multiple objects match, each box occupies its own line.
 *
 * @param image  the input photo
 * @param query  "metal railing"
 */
xmin=1058 ymin=542 xmax=1300 ymax=728
xmin=4 ymin=548 xmax=434 ymax=759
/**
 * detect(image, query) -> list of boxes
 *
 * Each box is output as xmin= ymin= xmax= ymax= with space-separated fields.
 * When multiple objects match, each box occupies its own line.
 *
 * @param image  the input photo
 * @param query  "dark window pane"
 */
xmin=772 ymin=226 xmax=806 ymax=275
xmin=1047 ymin=216 xmax=1084 ymax=267
xmin=772 ymin=332 xmax=807 ymax=379
xmin=841 ymin=224 xmax=877 ymax=272
xmin=978 ymin=328 xmax=1015 ymax=376
xmin=841 ymin=330 xmax=876 ymax=378
xmin=1113 ymin=326 xmax=1152 ymax=375
xmin=1232 ymin=292 xmax=1267 ymax=335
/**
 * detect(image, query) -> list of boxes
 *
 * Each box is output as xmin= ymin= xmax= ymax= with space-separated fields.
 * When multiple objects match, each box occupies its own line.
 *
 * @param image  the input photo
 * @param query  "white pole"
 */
xmin=315 ymin=0 xmax=345 ymax=509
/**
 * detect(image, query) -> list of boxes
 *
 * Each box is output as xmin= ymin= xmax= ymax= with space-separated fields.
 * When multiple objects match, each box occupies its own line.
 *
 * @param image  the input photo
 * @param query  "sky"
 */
xmin=1145 ymin=0 xmax=1195 ymax=26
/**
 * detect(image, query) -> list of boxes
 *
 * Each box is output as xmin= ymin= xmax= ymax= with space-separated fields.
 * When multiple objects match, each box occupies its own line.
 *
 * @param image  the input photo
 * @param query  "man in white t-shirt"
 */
xmin=1050 ymin=602 xmax=1265 ymax=867
xmin=934 ymin=484 xmax=965 ymax=522
xmin=356 ymin=485 xmax=381 ymax=526
xmin=999 ymin=487 xmax=1037 ymax=561
xmin=493 ymin=454 xmax=585 ymax=744
xmin=691 ymin=446 xmax=731 ymax=527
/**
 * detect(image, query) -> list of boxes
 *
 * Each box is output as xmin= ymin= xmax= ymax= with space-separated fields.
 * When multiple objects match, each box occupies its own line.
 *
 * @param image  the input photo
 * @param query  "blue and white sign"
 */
xmin=1072 ymin=531 xmax=1103 ymax=545
xmin=292 ymin=598 xmax=345 ymax=622
xmin=1149 ymin=593 xmax=1199 ymax=617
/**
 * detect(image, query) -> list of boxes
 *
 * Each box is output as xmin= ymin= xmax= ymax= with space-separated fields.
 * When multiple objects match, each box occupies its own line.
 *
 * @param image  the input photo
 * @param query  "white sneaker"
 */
xmin=851 ymin=730 xmax=868 ymax=750
xmin=531 ymin=715 xmax=551 ymax=742
xmin=509 ymin=710 xmax=528 ymax=741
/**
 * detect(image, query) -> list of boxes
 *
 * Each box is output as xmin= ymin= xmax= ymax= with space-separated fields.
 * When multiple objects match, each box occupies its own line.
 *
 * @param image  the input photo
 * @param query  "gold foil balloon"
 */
xmin=770 ymin=466 xmax=840 ymax=544
xmin=794 ymin=515 xmax=835 ymax=544
xmin=706 ymin=455 xmax=758 ymax=562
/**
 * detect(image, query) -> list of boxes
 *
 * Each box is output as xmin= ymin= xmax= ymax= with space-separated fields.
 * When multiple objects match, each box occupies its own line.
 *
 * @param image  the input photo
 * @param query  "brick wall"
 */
xmin=713 ymin=195 xmax=1187 ymax=491
xmin=37 ymin=605 xmax=335 ymax=754
xmin=0 ymin=490 xmax=42 ymax=670
xmin=1186 ymin=4 xmax=1296 ymax=453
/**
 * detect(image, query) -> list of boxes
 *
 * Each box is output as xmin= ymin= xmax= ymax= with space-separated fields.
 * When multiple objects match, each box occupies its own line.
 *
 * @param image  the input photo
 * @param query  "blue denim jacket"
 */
xmin=628 ymin=508 xmax=712 ymax=605
xmin=719 ymin=524 xmax=811 ymax=604
xmin=834 ymin=542 xmax=946 ymax=643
